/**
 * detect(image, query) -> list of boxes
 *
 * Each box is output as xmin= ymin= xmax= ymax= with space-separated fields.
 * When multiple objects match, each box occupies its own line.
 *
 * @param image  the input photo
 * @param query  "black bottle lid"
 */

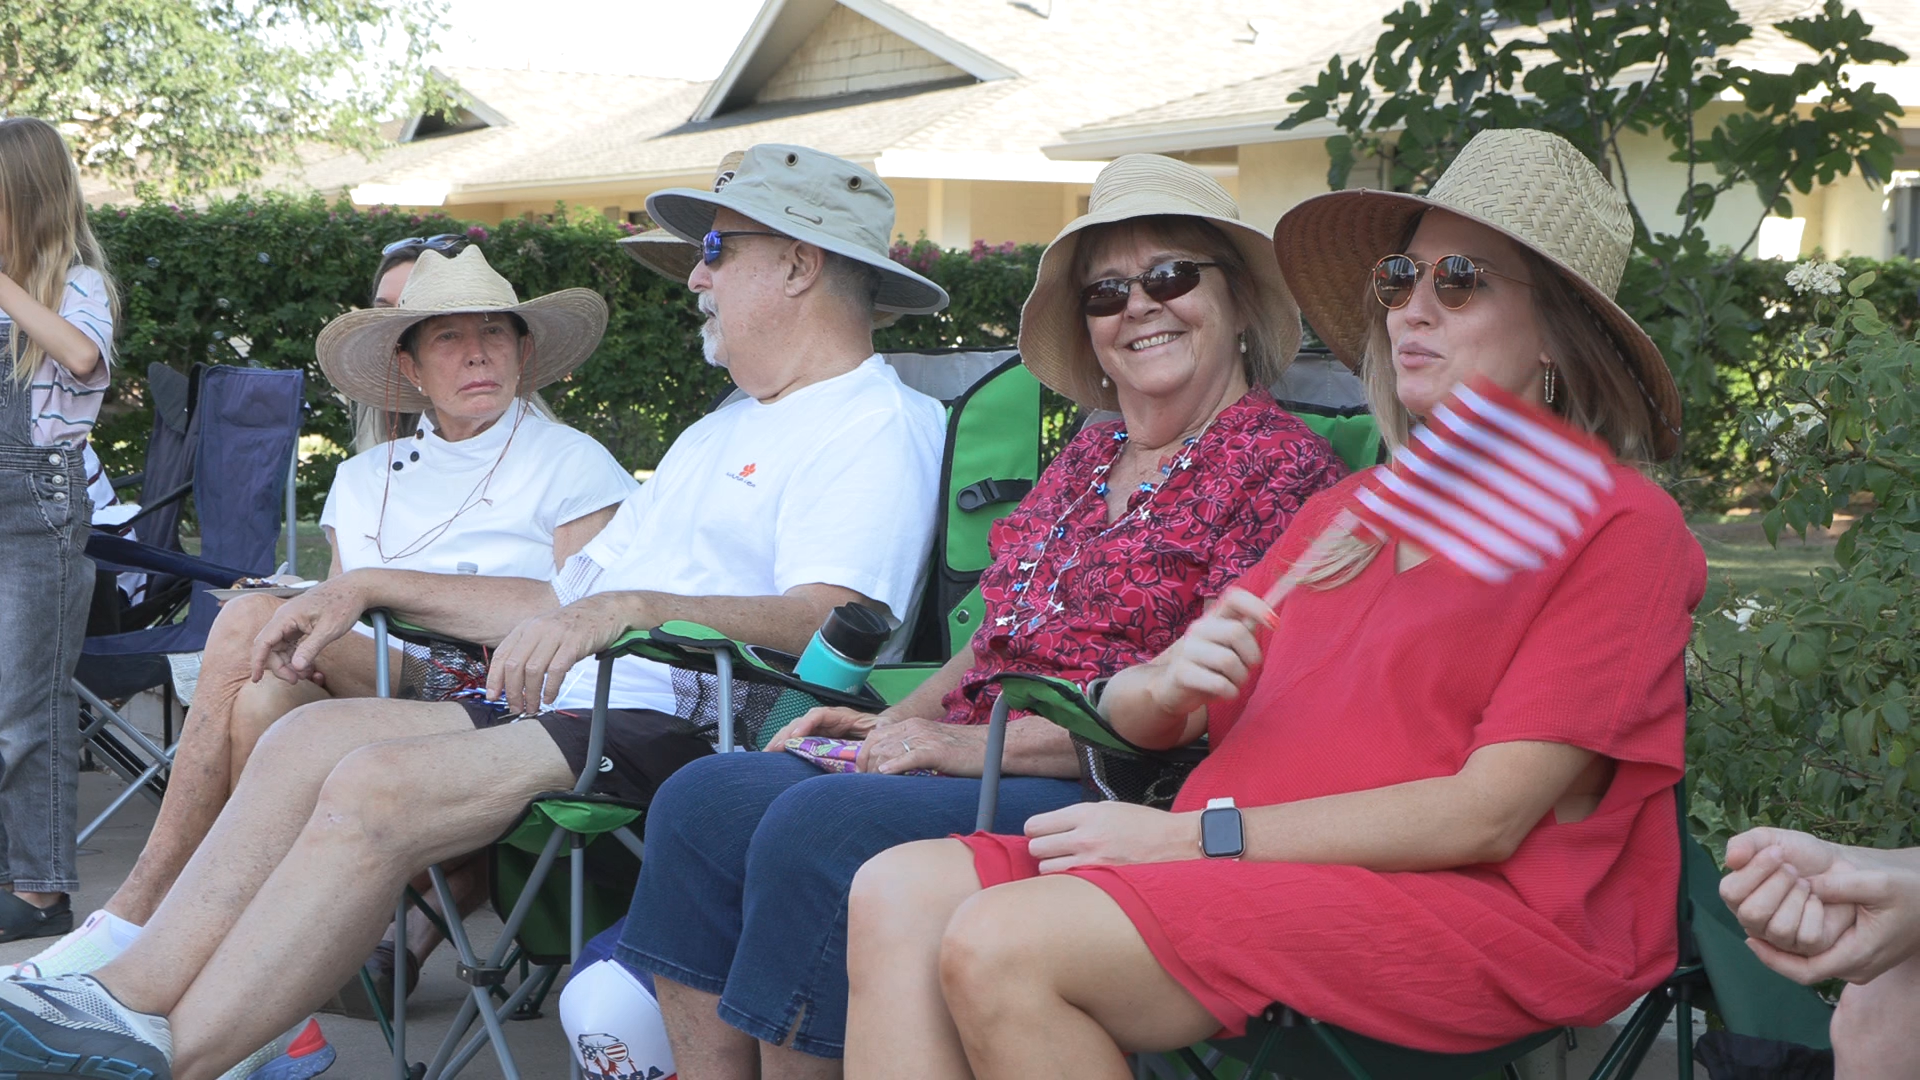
xmin=818 ymin=603 xmax=890 ymax=664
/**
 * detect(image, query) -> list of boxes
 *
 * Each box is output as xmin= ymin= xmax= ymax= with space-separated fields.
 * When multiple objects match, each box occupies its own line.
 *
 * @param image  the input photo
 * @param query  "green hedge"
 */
xmin=86 ymin=193 xmax=1920 ymax=518
xmin=88 ymin=195 xmax=1044 ymax=518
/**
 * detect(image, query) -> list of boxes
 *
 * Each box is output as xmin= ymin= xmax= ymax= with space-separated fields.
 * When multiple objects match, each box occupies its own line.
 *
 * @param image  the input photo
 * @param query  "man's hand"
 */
xmin=856 ymin=717 xmax=985 ymax=776
xmin=1722 ymin=827 xmax=1863 ymax=959
xmin=250 ymin=577 xmax=368 ymax=685
xmin=1024 ymin=803 xmax=1197 ymax=874
xmin=761 ymin=707 xmax=883 ymax=750
xmin=1746 ymin=864 xmax=1920 ymax=985
xmin=486 ymin=593 xmax=635 ymax=715
xmin=1145 ymin=588 xmax=1274 ymax=719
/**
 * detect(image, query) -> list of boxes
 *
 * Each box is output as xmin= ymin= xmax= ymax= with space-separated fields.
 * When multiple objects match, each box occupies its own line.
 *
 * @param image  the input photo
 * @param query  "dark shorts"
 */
xmin=457 ymin=702 xmax=713 ymax=807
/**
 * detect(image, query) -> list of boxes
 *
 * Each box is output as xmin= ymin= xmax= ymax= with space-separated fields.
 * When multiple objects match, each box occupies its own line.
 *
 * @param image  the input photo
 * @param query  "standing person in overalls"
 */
xmin=0 ymin=116 xmax=119 ymax=944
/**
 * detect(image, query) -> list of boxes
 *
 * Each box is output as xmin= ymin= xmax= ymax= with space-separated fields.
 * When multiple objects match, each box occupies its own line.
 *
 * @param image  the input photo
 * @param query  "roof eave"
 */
xmin=1045 ymin=116 xmax=1340 ymax=160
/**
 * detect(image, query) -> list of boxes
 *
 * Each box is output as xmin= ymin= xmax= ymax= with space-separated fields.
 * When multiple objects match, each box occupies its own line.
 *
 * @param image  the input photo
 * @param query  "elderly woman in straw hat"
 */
xmin=598 ymin=153 xmax=1345 ymax=1077
xmin=848 ymin=128 xmax=1707 ymax=1073
xmin=8 ymin=246 xmax=636 ymax=1031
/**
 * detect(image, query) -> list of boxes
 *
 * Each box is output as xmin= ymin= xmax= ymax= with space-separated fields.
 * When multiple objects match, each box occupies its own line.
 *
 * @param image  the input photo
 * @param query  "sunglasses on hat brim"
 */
xmin=381 ymin=234 xmax=470 ymax=258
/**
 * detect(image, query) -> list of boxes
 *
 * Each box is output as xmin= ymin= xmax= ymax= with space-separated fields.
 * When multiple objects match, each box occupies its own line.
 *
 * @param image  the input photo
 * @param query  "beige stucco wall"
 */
xmin=1236 ymin=140 xmax=1335 ymax=235
xmin=885 ymin=177 xmax=1090 ymax=248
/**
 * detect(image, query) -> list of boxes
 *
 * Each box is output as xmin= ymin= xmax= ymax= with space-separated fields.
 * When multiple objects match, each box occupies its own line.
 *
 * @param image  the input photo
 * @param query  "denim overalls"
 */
xmin=0 ymin=360 xmax=92 ymax=894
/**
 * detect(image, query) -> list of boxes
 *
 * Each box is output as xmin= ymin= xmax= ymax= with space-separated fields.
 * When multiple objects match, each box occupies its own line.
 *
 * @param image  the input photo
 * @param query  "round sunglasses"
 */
xmin=1371 ymin=253 xmax=1531 ymax=311
xmin=702 ymin=229 xmax=788 ymax=265
xmin=381 ymin=233 xmax=469 ymax=258
xmin=1079 ymin=260 xmax=1219 ymax=317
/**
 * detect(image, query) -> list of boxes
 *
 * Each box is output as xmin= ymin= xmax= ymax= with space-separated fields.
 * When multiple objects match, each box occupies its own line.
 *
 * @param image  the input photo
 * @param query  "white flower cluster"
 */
xmin=1757 ymin=402 xmax=1822 ymax=464
xmin=1784 ymin=260 xmax=1845 ymax=296
xmin=1723 ymin=596 xmax=1772 ymax=632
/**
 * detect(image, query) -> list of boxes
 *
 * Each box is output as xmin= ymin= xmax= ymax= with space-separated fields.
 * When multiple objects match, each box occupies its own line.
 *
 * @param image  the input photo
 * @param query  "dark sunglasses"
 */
xmin=1371 ymin=253 xmax=1531 ymax=311
xmin=1079 ymin=260 xmax=1220 ymax=317
xmin=381 ymin=233 xmax=469 ymax=258
xmin=702 ymin=229 xmax=788 ymax=265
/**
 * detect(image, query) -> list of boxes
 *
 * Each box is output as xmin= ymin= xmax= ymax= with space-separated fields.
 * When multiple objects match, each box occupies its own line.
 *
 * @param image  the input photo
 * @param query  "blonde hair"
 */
xmin=0 ymin=118 xmax=118 ymax=384
xmin=1070 ymin=215 xmax=1288 ymax=401
xmin=1296 ymin=222 xmax=1662 ymax=587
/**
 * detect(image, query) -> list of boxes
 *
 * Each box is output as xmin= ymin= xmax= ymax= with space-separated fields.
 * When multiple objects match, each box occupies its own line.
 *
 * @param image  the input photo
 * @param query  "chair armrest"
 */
xmin=984 ymin=672 xmax=1206 ymax=763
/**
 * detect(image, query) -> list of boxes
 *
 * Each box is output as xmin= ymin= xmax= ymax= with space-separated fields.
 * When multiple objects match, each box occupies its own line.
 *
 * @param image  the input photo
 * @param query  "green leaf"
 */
xmin=1848 ymin=270 xmax=1878 ymax=296
xmin=1843 ymin=707 xmax=1877 ymax=760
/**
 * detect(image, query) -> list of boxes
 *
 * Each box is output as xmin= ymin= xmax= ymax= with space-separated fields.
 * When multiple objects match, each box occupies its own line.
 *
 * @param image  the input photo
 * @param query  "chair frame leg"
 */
xmin=1584 ymin=989 xmax=1675 ymax=1080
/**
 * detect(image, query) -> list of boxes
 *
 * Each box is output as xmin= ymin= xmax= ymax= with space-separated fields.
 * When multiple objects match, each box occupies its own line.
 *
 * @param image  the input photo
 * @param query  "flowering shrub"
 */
xmin=1689 ymin=263 xmax=1920 ymax=849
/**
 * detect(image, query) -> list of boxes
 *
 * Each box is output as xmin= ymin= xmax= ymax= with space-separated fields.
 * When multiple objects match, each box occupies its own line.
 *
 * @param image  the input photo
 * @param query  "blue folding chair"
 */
xmin=76 ymin=363 xmax=304 ymax=842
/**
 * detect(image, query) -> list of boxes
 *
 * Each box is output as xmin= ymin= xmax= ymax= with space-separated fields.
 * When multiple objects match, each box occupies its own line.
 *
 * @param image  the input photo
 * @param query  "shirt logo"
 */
xmin=727 ymin=462 xmax=758 ymax=487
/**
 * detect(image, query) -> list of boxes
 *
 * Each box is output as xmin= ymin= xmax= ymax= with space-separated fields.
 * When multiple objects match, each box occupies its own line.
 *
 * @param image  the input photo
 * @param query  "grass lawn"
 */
xmin=1690 ymin=514 xmax=1839 ymax=664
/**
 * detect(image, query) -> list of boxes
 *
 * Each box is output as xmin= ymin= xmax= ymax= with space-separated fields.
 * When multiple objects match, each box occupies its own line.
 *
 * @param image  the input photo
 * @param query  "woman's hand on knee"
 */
xmin=251 ymin=580 xmax=364 ymax=685
xmin=1023 ymin=803 xmax=1197 ymax=874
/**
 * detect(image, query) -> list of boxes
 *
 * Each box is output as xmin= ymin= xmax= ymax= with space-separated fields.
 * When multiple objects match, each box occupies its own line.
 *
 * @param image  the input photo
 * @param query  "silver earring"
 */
xmin=1239 ymin=335 xmax=1248 ymax=355
xmin=1542 ymin=365 xmax=1557 ymax=406
xmin=1100 ymin=375 xmax=1111 ymax=389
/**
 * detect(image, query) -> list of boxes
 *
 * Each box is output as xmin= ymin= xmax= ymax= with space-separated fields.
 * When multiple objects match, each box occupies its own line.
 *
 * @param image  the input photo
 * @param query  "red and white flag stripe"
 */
xmin=1350 ymin=378 xmax=1615 ymax=583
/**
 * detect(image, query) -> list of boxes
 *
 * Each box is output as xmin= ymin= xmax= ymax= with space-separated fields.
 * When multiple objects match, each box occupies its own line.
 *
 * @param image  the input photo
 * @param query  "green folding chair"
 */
xmin=970 ymin=671 xmax=1835 ymax=1079
xmin=361 ymin=347 xmax=1043 ymax=1079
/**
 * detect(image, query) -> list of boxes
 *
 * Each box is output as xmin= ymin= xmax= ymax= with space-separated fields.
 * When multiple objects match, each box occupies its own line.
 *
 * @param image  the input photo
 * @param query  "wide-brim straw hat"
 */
xmin=645 ymin=143 xmax=948 ymax=315
xmin=1020 ymin=153 xmax=1302 ymax=412
xmin=619 ymin=151 xmax=746 ymax=283
xmin=317 ymin=246 xmax=607 ymax=411
xmin=1273 ymin=128 xmax=1682 ymax=459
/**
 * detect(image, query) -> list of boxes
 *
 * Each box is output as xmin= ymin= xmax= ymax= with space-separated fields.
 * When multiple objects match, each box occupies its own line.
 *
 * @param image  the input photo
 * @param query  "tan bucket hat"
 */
xmin=645 ymin=143 xmax=947 ymax=315
xmin=1273 ymin=128 xmax=1682 ymax=459
xmin=619 ymin=152 xmax=746 ymax=283
xmin=1019 ymin=153 xmax=1302 ymax=412
xmin=316 ymin=246 xmax=607 ymax=411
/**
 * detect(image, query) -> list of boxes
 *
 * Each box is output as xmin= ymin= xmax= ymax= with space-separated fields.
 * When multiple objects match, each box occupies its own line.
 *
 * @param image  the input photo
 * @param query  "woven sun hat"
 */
xmin=316 ymin=245 xmax=607 ymax=411
xmin=644 ymin=143 xmax=948 ymax=315
xmin=1019 ymin=153 xmax=1302 ymax=412
xmin=619 ymin=151 xmax=746 ymax=282
xmin=1272 ymin=127 xmax=1682 ymax=459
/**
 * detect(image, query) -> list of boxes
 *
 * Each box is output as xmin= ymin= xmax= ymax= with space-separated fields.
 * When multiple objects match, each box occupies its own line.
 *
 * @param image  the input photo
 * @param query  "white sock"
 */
xmin=96 ymin=910 xmax=144 ymax=950
xmin=10 ymin=909 xmax=142 ymax=978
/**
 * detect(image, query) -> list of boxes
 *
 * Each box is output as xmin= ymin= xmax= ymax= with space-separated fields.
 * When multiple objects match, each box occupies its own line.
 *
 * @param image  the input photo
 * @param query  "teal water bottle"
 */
xmin=793 ymin=604 xmax=890 ymax=692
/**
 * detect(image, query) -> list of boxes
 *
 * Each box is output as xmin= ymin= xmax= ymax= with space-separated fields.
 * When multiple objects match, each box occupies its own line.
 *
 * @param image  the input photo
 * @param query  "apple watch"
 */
xmin=1199 ymin=796 xmax=1244 ymax=859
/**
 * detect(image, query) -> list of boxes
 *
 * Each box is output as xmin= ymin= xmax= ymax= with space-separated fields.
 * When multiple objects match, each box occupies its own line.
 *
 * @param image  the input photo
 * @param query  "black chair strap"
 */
xmin=955 ymin=478 xmax=1034 ymax=513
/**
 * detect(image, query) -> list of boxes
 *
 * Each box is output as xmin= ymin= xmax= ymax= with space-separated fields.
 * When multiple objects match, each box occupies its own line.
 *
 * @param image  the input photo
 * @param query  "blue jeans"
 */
xmin=615 ymin=752 xmax=1081 ymax=1057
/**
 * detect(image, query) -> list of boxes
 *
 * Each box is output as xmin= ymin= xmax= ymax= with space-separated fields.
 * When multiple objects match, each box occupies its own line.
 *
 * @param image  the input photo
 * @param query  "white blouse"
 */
xmin=321 ymin=398 xmax=635 ymax=581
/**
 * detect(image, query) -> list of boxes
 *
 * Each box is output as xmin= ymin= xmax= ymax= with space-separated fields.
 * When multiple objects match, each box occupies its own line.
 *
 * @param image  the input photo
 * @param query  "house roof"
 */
xmin=275 ymin=0 xmax=1383 ymax=206
xmin=1049 ymin=0 xmax=1920 ymax=159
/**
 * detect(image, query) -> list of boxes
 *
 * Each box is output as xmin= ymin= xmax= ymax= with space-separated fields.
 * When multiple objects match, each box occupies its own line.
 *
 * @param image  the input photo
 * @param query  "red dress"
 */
xmin=963 ymin=467 xmax=1707 ymax=1052
xmin=939 ymin=387 xmax=1346 ymax=726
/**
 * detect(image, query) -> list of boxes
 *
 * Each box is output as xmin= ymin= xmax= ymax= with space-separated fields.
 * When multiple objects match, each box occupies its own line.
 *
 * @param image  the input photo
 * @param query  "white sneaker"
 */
xmin=0 ymin=971 xmax=172 ymax=1078
xmin=4 ymin=909 xmax=135 ymax=980
xmin=219 ymin=1015 xmax=335 ymax=1080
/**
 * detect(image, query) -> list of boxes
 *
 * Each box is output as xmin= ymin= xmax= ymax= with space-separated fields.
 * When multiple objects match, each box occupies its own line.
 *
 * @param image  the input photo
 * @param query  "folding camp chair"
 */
xmin=371 ymin=348 xmax=1042 ymax=1080
xmin=968 ymin=675 xmax=1835 ymax=1080
xmin=75 ymin=364 xmax=304 ymax=842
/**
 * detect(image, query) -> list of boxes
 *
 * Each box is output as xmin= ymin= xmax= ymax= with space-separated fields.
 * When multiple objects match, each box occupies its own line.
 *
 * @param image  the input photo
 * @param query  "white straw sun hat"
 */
xmin=644 ymin=143 xmax=947 ymax=316
xmin=1019 ymin=153 xmax=1303 ymax=412
xmin=316 ymin=246 xmax=607 ymax=411
xmin=1272 ymin=127 xmax=1682 ymax=459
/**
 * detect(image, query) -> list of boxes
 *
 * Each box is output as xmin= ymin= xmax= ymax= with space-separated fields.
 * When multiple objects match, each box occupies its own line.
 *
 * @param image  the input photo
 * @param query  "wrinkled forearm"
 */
xmin=343 ymin=569 xmax=561 ymax=646
xmin=997 ymin=715 xmax=1080 ymax=778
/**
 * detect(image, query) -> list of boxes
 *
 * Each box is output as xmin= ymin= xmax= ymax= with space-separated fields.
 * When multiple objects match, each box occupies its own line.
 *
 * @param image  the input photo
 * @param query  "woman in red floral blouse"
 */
xmin=605 ymin=153 xmax=1345 ymax=1074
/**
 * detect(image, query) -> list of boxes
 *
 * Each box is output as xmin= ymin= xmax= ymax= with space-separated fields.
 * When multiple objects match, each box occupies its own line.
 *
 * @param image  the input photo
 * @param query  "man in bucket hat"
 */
xmin=0 ymin=145 xmax=948 ymax=1080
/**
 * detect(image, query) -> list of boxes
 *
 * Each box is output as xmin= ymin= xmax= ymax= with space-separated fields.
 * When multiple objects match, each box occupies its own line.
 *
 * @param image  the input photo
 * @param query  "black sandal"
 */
xmin=0 ymin=891 xmax=71 ymax=944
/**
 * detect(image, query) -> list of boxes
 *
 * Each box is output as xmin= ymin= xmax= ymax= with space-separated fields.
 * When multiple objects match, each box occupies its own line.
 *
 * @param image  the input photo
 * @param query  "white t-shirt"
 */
xmin=546 ymin=355 xmax=945 ymax=714
xmin=321 ymin=398 xmax=636 ymax=580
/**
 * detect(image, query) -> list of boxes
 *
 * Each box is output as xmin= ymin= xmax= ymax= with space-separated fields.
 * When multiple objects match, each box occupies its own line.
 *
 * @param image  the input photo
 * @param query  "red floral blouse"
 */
xmin=938 ymin=387 xmax=1347 ymax=726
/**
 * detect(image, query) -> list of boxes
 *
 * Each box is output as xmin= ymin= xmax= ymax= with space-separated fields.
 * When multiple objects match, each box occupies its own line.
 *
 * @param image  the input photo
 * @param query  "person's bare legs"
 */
xmin=844 ymin=839 xmax=986 ymax=1080
xmin=763 ymin=1027 xmax=842 ymax=1080
xmin=89 ymin=702 xmax=573 ymax=1079
xmin=657 ymin=979 xmax=761 ymax=1080
xmin=104 ymin=595 xmax=395 ymax=925
xmin=1832 ymin=955 xmax=1920 ymax=1079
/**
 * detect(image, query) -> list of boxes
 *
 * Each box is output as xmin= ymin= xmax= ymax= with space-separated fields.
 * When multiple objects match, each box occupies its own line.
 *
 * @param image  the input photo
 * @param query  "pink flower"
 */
xmin=466 ymin=225 xmax=490 ymax=242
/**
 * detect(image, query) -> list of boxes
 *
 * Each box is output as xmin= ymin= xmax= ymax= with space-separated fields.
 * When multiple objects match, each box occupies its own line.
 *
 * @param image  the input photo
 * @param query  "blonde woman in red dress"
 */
xmin=844 ymin=128 xmax=1706 ymax=1077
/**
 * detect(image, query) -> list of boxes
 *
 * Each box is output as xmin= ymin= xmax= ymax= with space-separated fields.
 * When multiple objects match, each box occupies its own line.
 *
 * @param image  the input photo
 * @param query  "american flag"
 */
xmin=1266 ymin=378 xmax=1615 ymax=604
